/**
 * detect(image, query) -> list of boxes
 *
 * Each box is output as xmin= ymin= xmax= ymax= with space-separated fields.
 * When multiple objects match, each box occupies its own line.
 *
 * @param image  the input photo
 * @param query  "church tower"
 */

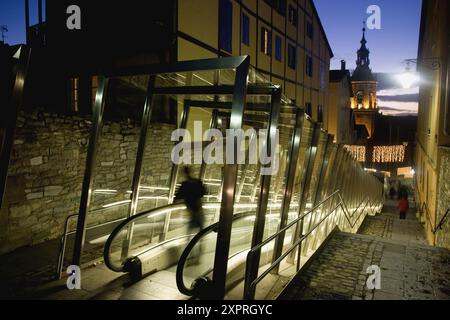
xmin=351 ymin=27 xmax=378 ymax=138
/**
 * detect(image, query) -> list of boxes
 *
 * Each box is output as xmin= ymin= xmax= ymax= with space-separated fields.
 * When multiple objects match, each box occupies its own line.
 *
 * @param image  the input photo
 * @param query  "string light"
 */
xmin=344 ymin=145 xmax=366 ymax=162
xmin=372 ymin=145 xmax=405 ymax=163
xmin=344 ymin=145 xmax=407 ymax=163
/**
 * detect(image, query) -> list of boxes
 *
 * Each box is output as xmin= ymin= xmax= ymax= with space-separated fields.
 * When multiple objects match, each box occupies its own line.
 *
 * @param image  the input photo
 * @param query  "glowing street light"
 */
xmin=398 ymin=58 xmax=441 ymax=88
xmin=397 ymin=72 xmax=420 ymax=89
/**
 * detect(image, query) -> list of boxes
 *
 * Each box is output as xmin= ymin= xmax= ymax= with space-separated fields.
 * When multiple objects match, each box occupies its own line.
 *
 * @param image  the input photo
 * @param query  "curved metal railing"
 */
xmin=176 ymin=211 xmax=256 ymax=296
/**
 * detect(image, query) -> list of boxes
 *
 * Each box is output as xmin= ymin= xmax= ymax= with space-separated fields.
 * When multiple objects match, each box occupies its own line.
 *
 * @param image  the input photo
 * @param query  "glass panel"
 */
xmin=80 ymin=75 xmax=150 ymax=265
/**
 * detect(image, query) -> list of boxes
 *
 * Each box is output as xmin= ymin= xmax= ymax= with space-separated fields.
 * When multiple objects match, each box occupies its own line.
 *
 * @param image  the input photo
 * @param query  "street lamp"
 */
xmin=397 ymin=58 xmax=442 ymax=89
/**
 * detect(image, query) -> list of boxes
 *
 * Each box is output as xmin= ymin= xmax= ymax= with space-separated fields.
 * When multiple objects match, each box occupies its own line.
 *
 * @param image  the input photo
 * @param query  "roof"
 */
xmin=352 ymin=66 xmax=376 ymax=82
xmin=330 ymin=69 xmax=350 ymax=82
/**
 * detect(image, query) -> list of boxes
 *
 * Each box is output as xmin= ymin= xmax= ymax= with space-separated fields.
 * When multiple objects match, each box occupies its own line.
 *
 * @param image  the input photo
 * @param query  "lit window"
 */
xmin=288 ymin=5 xmax=298 ymax=26
xmin=261 ymin=27 xmax=272 ymax=56
xmin=70 ymin=78 xmax=79 ymax=112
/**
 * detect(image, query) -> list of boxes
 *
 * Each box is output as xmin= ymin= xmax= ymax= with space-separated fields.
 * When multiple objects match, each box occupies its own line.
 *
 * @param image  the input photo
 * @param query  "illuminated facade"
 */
xmin=414 ymin=0 xmax=450 ymax=247
xmin=350 ymin=28 xmax=378 ymax=138
xmin=177 ymin=0 xmax=333 ymax=123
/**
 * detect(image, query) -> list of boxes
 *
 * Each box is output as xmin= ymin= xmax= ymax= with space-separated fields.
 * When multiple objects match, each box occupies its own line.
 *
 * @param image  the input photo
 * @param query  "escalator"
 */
xmin=63 ymin=56 xmax=384 ymax=300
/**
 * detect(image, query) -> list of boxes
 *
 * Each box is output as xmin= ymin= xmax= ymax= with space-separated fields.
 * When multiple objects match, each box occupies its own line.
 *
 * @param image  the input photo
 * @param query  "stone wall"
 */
xmin=436 ymin=147 xmax=450 ymax=250
xmin=0 ymin=110 xmax=175 ymax=255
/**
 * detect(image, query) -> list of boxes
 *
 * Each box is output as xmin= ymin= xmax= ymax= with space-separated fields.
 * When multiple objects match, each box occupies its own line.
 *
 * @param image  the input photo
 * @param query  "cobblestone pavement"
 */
xmin=280 ymin=201 xmax=450 ymax=300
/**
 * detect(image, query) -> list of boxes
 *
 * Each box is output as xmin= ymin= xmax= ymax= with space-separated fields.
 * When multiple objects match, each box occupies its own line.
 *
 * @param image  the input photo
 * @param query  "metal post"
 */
xmin=122 ymin=76 xmax=156 ymax=257
xmin=289 ymin=122 xmax=320 ymax=264
xmin=200 ymin=110 xmax=219 ymax=181
xmin=211 ymin=57 xmax=250 ymax=300
xmin=25 ymin=0 xmax=30 ymax=44
xmin=0 ymin=46 xmax=30 ymax=209
xmin=163 ymin=101 xmax=190 ymax=241
xmin=303 ymin=135 xmax=332 ymax=253
xmin=72 ymin=76 xmax=108 ymax=266
xmin=271 ymin=109 xmax=304 ymax=273
xmin=244 ymin=88 xmax=281 ymax=300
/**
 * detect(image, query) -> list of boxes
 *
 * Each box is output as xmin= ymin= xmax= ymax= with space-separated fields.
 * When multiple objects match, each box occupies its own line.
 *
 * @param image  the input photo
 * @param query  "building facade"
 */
xmin=350 ymin=28 xmax=379 ymax=138
xmin=414 ymin=0 xmax=450 ymax=248
xmin=175 ymin=0 xmax=333 ymax=123
xmin=326 ymin=61 xmax=355 ymax=144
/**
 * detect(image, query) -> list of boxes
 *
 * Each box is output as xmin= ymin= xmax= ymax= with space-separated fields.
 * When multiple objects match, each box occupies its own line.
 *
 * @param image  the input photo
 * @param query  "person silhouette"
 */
xmin=175 ymin=167 xmax=206 ymax=264
xmin=175 ymin=166 xmax=206 ymax=232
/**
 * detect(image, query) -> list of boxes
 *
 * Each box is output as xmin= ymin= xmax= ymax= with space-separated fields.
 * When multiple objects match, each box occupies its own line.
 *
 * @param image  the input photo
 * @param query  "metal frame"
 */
xmin=289 ymin=121 xmax=320 ymax=263
xmin=0 ymin=45 xmax=31 ymax=209
xmin=71 ymin=56 xmax=254 ymax=277
xmin=271 ymin=108 xmax=304 ymax=273
xmin=72 ymin=75 xmax=109 ymax=266
xmin=243 ymin=87 xmax=282 ymax=299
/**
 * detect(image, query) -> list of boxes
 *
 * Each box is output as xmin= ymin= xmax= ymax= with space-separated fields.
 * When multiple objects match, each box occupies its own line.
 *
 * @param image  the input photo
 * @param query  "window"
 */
xmin=357 ymin=91 xmax=363 ymax=109
xmin=305 ymin=103 xmax=312 ymax=117
xmin=287 ymin=43 xmax=296 ymax=69
xmin=70 ymin=78 xmax=79 ymax=112
xmin=275 ymin=36 xmax=282 ymax=61
xmin=242 ymin=13 xmax=250 ymax=46
xmin=320 ymin=63 xmax=325 ymax=89
xmin=306 ymin=21 xmax=314 ymax=39
xmin=219 ymin=0 xmax=233 ymax=53
xmin=261 ymin=27 xmax=272 ymax=56
xmin=288 ymin=5 xmax=298 ymax=26
xmin=318 ymin=105 xmax=324 ymax=123
xmin=306 ymin=55 xmax=313 ymax=77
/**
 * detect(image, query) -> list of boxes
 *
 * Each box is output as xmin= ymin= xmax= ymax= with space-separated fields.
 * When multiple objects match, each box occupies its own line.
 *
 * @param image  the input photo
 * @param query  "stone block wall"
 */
xmin=436 ymin=147 xmax=450 ymax=250
xmin=0 ymin=110 xmax=175 ymax=255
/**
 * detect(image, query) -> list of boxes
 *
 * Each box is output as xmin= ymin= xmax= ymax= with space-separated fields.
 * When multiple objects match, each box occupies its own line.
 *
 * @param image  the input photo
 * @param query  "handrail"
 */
xmin=56 ymin=192 xmax=171 ymax=278
xmin=103 ymin=203 xmax=187 ymax=272
xmin=55 ymin=202 xmax=140 ymax=279
xmin=176 ymin=211 xmax=256 ymax=296
xmin=243 ymin=190 xmax=381 ymax=299
xmin=435 ymin=208 xmax=450 ymax=232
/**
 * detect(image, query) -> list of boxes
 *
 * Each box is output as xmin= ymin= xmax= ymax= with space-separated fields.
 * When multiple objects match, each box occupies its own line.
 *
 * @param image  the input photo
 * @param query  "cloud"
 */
xmin=377 ymin=93 xmax=419 ymax=102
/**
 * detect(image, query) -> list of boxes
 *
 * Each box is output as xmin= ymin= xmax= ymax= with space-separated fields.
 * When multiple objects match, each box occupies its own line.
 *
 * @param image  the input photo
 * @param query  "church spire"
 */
xmin=356 ymin=25 xmax=370 ymax=68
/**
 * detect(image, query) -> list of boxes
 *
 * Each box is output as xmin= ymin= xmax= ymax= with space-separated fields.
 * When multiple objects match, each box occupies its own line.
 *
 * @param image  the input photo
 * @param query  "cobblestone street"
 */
xmin=280 ymin=200 xmax=450 ymax=300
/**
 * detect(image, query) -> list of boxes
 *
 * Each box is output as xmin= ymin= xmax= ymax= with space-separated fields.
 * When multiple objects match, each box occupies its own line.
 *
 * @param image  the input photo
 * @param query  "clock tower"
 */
xmin=351 ymin=27 xmax=378 ymax=138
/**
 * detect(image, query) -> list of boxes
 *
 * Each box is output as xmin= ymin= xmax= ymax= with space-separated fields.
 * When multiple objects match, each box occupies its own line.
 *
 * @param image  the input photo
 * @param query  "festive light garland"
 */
xmin=372 ymin=145 xmax=405 ymax=163
xmin=344 ymin=145 xmax=406 ymax=163
xmin=344 ymin=145 xmax=366 ymax=162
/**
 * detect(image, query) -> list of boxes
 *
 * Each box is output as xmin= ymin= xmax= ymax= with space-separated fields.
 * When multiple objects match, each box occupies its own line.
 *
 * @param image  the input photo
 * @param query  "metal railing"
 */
xmin=55 ymin=201 xmax=135 ymax=279
xmin=243 ymin=190 xmax=381 ymax=300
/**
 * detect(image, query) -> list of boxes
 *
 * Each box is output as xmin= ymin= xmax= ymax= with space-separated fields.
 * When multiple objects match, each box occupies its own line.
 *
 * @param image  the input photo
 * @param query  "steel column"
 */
xmin=244 ymin=88 xmax=281 ymax=300
xmin=122 ymin=76 xmax=156 ymax=257
xmin=72 ymin=76 xmax=109 ymax=266
xmin=289 ymin=122 xmax=320 ymax=264
xmin=211 ymin=57 xmax=250 ymax=300
xmin=271 ymin=109 xmax=304 ymax=273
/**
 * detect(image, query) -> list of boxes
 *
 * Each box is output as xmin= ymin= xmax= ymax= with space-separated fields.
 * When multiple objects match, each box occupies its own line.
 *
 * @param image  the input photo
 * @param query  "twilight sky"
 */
xmin=314 ymin=0 xmax=422 ymax=116
xmin=1 ymin=0 xmax=421 ymax=115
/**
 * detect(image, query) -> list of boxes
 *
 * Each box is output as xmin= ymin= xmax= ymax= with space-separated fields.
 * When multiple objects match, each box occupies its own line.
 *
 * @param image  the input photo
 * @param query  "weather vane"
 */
xmin=0 ymin=25 xmax=8 ymax=43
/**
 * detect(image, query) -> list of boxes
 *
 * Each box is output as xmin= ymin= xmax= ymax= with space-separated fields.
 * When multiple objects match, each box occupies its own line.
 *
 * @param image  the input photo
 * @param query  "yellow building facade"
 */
xmin=177 ymin=0 xmax=333 ymax=123
xmin=414 ymin=0 xmax=450 ymax=247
